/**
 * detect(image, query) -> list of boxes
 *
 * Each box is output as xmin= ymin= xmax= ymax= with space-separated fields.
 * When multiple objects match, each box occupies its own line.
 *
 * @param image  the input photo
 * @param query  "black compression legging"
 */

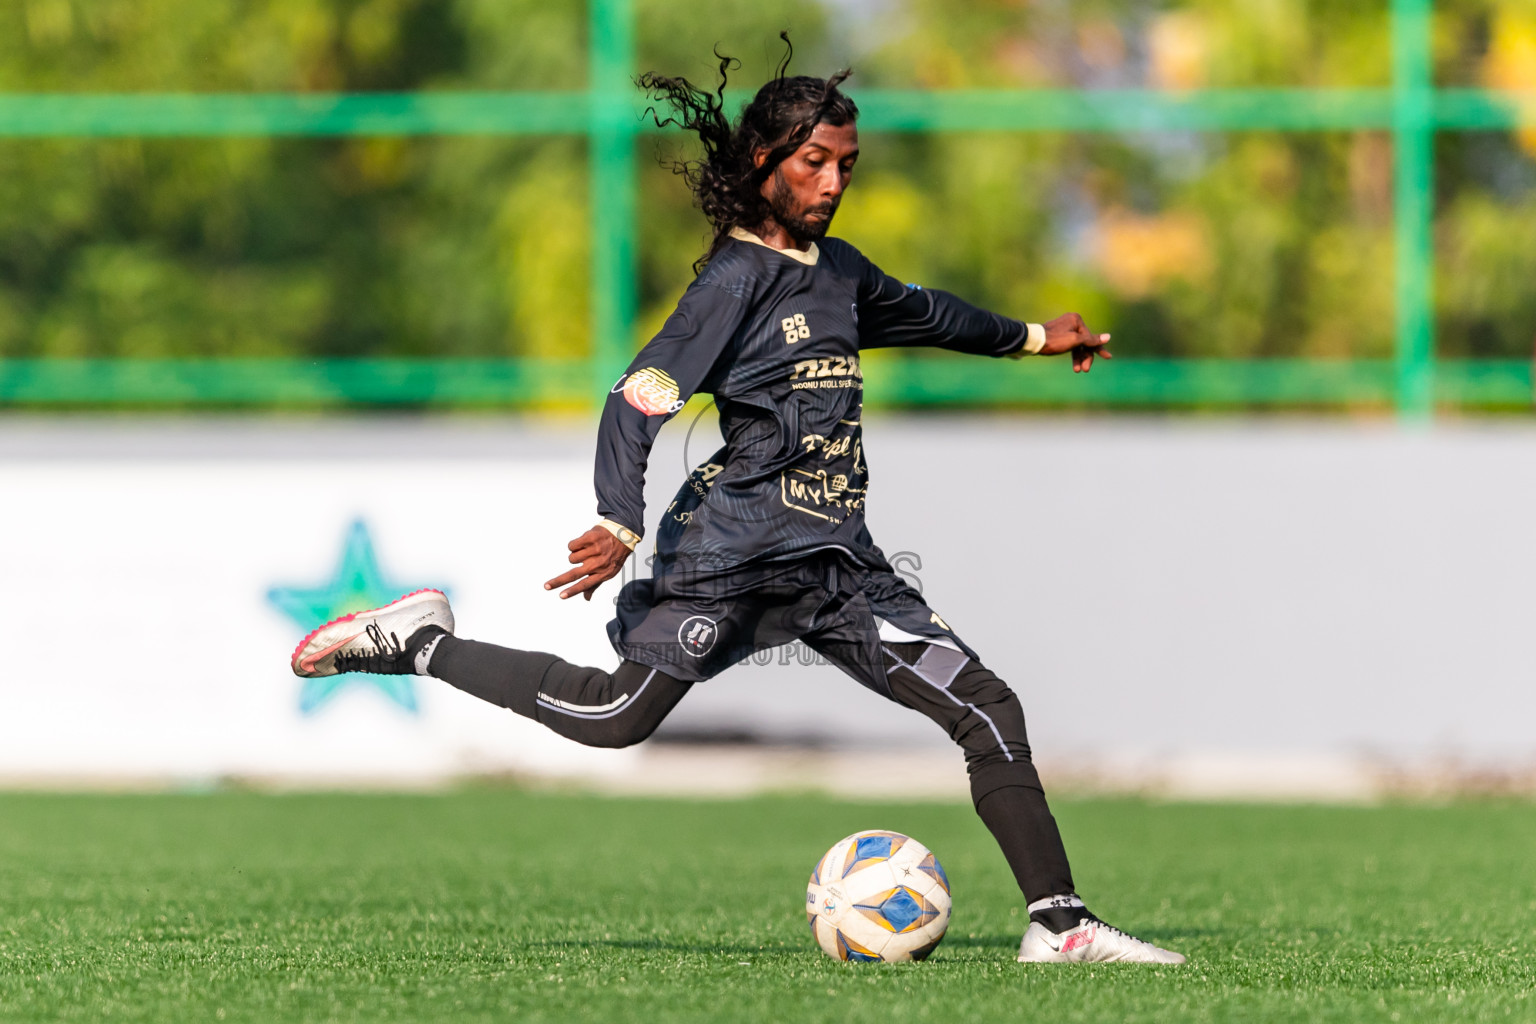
xmin=425 ymin=635 xmax=1074 ymax=902
xmin=879 ymin=641 xmax=1074 ymax=903
xmin=427 ymin=637 xmax=692 ymax=748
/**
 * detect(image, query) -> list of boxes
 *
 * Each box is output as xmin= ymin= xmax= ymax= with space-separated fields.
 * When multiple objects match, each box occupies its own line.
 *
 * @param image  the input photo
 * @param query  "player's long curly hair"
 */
xmin=639 ymin=34 xmax=858 ymax=272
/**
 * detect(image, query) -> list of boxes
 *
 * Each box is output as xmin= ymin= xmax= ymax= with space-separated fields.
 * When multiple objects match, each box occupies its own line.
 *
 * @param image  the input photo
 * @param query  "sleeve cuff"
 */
xmin=1007 ymin=323 xmax=1048 ymax=359
xmin=1025 ymin=322 xmax=1047 ymax=356
xmin=597 ymin=518 xmax=641 ymax=551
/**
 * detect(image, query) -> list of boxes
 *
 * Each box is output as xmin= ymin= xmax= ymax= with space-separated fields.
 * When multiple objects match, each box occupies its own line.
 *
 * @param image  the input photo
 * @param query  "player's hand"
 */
xmin=1039 ymin=312 xmax=1113 ymax=373
xmin=544 ymin=526 xmax=632 ymax=601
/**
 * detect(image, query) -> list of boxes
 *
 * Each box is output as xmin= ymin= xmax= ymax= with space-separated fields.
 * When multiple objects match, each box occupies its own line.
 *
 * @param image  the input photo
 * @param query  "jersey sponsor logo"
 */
xmin=621 ymin=367 xmax=685 ymax=416
xmin=780 ymin=467 xmax=867 ymax=524
xmin=678 ymin=615 xmax=719 ymax=657
xmin=788 ymin=355 xmax=862 ymax=390
xmin=782 ymin=312 xmax=811 ymax=344
xmin=800 ymin=433 xmax=855 ymax=460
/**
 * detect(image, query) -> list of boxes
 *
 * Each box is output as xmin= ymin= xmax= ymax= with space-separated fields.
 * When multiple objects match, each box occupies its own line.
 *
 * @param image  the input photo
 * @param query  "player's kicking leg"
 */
xmin=291 ymin=591 xmax=692 ymax=748
xmin=879 ymin=641 xmax=1185 ymax=965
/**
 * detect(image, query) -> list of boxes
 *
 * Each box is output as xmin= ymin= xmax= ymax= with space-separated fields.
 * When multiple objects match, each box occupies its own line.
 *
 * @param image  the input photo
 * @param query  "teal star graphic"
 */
xmin=268 ymin=519 xmax=443 ymax=716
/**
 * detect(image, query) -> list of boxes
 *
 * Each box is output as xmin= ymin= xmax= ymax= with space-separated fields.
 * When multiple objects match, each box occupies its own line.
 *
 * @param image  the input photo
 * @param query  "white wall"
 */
xmin=2 ymin=415 xmax=1533 ymax=785
xmin=660 ymin=415 xmax=1536 ymax=772
xmin=0 ymin=419 xmax=632 ymax=785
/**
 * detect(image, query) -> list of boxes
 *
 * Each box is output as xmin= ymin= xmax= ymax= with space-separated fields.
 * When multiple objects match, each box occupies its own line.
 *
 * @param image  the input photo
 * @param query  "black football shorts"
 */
xmin=607 ymin=550 xmax=976 ymax=696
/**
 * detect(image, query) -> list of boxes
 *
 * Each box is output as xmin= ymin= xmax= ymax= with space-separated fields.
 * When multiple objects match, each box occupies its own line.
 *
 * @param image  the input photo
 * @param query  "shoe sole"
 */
xmin=1017 ymin=954 xmax=1187 ymax=964
xmin=290 ymin=588 xmax=451 ymax=677
xmin=1017 ymin=949 xmax=1187 ymax=965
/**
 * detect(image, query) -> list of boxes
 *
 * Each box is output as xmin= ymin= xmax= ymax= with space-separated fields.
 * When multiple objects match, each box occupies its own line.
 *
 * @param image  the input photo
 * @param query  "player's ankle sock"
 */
xmin=410 ymin=626 xmax=449 ymax=676
xmin=1027 ymin=894 xmax=1095 ymax=934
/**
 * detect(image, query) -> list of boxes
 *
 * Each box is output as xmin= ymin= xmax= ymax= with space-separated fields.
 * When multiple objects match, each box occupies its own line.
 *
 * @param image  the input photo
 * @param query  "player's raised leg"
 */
xmin=291 ymin=591 xmax=691 ymax=748
xmin=879 ymin=641 xmax=1185 ymax=965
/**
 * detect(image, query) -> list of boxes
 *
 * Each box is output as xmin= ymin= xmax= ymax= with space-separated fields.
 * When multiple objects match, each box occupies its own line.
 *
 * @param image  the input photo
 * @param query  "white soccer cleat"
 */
xmin=1017 ymin=917 xmax=1186 ymax=964
xmin=290 ymin=589 xmax=454 ymax=678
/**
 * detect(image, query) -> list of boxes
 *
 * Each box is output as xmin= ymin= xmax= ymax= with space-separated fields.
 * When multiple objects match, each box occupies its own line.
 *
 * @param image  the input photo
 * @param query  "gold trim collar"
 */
xmin=729 ymin=227 xmax=820 ymax=266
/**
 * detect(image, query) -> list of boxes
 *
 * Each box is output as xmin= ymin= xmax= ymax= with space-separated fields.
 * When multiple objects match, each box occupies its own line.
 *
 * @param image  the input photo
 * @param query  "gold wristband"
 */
xmin=596 ymin=518 xmax=641 ymax=551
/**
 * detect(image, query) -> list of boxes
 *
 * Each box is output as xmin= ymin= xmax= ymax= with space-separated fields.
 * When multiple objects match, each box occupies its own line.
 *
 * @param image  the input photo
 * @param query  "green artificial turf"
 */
xmin=0 ymin=790 xmax=1533 ymax=1023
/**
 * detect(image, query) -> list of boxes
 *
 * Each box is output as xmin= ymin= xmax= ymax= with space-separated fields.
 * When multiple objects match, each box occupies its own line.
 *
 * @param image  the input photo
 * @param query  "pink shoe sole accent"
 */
xmin=288 ymin=588 xmax=447 ymax=672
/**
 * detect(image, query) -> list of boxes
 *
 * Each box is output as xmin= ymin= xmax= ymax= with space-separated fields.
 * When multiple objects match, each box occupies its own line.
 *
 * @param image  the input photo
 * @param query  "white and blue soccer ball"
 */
xmin=805 ymin=830 xmax=952 ymax=962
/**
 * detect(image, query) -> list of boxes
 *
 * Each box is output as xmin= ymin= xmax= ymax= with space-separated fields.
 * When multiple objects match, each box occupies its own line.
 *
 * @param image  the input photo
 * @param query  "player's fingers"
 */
xmin=561 ymin=569 xmax=610 ymax=601
xmin=567 ymin=543 xmax=601 ymax=565
xmin=581 ymin=568 xmax=618 ymax=601
xmin=558 ymin=571 xmax=597 ymax=599
xmin=545 ymin=564 xmax=591 ymax=590
xmin=553 ymin=555 xmax=622 ymax=593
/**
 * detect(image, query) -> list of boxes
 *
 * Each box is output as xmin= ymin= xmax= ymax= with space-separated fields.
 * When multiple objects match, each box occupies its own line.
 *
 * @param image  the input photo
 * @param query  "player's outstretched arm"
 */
xmin=852 ymin=250 xmax=1112 ymax=370
xmin=1036 ymin=312 xmax=1114 ymax=373
xmin=544 ymin=526 xmax=632 ymax=601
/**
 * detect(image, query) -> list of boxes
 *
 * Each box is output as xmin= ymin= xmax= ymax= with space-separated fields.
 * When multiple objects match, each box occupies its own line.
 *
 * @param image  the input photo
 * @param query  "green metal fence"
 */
xmin=1 ymin=0 xmax=1533 ymax=414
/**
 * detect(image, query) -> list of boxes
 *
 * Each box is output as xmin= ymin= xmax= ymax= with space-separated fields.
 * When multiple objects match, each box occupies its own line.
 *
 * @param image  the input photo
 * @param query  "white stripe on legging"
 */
xmin=882 ymin=645 xmax=1013 ymax=763
xmin=536 ymin=668 xmax=657 ymax=719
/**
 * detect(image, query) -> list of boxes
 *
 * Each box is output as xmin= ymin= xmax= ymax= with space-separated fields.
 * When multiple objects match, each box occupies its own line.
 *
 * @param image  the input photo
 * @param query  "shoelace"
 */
xmin=334 ymin=622 xmax=405 ymax=673
xmin=1083 ymin=919 xmax=1153 ymax=948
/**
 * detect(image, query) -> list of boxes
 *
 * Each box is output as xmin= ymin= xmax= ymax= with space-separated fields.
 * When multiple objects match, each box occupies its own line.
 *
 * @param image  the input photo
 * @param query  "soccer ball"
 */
xmin=805 ymin=830 xmax=952 ymax=962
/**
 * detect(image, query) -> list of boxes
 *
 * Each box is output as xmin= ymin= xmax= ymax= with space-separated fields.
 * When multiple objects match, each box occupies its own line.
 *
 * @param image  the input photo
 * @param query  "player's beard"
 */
xmin=766 ymin=168 xmax=838 ymax=244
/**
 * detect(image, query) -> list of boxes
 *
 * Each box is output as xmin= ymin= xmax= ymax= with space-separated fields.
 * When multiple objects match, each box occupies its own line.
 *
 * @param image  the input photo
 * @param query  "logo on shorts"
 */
xmin=678 ymin=615 xmax=718 ymax=657
xmin=621 ymin=367 xmax=685 ymax=416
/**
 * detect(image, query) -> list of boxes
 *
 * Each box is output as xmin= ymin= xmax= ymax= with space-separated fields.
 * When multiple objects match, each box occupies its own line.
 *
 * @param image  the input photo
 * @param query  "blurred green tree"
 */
xmin=0 ymin=0 xmax=1532 ymax=399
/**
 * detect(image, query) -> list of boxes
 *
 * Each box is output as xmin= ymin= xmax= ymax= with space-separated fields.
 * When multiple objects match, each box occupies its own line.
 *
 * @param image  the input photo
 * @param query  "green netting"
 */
xmin=0 ymin=0 xmax=1530 ymax=414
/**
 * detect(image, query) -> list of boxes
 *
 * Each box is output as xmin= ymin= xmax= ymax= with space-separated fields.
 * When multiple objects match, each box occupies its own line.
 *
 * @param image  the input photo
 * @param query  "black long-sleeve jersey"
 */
xmin=596 ymin=230 xmax=1036 ymax=580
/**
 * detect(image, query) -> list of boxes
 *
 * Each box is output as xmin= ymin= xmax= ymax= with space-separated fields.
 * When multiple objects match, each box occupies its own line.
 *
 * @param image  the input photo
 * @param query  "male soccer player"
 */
xmin=291 ymin=55 xmax=1183 ymax=965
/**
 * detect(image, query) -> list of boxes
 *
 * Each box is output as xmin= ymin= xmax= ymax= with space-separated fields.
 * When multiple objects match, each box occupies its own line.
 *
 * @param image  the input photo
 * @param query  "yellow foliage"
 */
xmin=25 ymin=0 xmax=75 ymax=45
xmin=1149 ymin=11 xmax=1209 ymax=91
xmin=833 ymin=174 xmax=924 ymax=275
xmin=497 ymin=164 xmax=591 ymax=359
xmin=1095 ymin=208 xmax=1212 ymax=299
xmin=347 ymin=0 xmax=405 ymax=66
xmin=1483 ymin=9 xmax=1536 ymax=156
xmin=349 ymin=138 xmax=410 ymax=189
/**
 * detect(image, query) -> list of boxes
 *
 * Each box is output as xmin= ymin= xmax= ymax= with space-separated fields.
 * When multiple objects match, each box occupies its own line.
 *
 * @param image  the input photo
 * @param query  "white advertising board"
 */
xmin=0 ymin=450 xmax=637 ymax=784
xmin=3 ymin=416 xmax=1535 ymax=791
